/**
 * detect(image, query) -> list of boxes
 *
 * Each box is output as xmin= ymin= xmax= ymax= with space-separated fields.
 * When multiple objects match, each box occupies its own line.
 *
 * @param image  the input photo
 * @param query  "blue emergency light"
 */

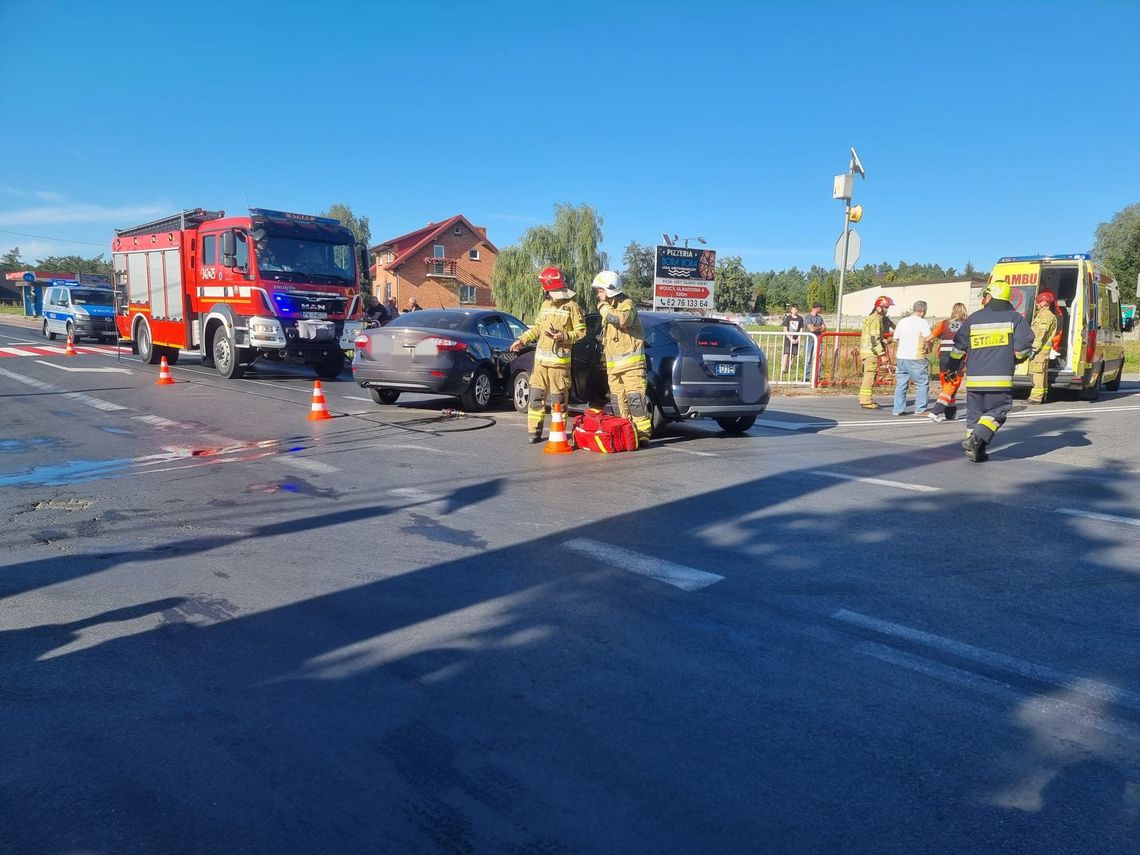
xmin=250 ymin=208 xmax=342 ymax=227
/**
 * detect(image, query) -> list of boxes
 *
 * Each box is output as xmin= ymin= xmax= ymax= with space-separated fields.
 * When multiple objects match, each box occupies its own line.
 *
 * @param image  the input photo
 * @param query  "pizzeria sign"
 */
xmin=653 ymin=245 xmax=716 ymax=310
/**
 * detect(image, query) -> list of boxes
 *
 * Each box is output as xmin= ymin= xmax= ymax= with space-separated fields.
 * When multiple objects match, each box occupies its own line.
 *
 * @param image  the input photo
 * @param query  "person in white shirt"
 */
xmin=891 ymin=300 xmax=932 ymax=416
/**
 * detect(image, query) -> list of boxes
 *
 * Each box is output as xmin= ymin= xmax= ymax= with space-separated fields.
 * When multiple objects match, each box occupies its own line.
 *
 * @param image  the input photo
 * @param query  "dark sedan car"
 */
xmin=515 ymin=312 xmax=770 ymax=434
xmin=352 ymin=308 xmax=539 ymax=412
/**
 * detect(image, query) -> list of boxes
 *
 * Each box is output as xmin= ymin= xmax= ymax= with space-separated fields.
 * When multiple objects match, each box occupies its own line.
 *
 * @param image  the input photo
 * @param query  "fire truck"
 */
xmin=112 ymin=208 xmax=367 ymax=379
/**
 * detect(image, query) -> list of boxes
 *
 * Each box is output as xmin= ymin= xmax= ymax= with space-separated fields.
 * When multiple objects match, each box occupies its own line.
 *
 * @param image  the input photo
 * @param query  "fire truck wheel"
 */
xmin=315 ymin=350 xmax=346 ymax=380
xmin=162 ymin=347 xmax=180 ymax=366
xmin=212 ymin=328 xmax=245 ymax=379
xmin=135 ymin=320 xmax=162 ymax=365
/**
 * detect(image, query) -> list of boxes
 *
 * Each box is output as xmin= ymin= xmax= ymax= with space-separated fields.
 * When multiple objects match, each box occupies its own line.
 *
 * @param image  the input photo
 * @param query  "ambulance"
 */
xmin=987 ymin=254 xmax=1126 ymax=401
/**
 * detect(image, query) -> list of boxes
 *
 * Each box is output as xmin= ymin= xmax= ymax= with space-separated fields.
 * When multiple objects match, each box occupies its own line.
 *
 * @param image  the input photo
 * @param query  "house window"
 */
xmin=432 ymin=244 xmax=446 ymax=276
xmin=454 ymin=226 xmax=462 ymax=236
xmin=459 ymin=285 xmax=477 ymax=304
xmin=468 ymin=248 xmax=480 ymax=261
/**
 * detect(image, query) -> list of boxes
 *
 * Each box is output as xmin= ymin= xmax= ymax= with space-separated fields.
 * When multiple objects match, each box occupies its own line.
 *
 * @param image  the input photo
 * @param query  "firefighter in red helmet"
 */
xmin=859 ymin=295 xmax=894 ymax=408
xmin=1027 ymin=289 xmax=1058 ymax=405
xmin=510 ymin=266 xmax=587 ymax=443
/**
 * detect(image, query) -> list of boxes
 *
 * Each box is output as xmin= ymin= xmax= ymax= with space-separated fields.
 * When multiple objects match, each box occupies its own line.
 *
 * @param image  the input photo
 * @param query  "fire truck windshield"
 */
xmin=254 ymin=236 xmax=355 ymax=285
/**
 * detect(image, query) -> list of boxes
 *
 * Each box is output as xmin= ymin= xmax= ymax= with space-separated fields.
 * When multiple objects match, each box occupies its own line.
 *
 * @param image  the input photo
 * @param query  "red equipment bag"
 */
xmin=571 ymin=407 xmax=639 ymax=453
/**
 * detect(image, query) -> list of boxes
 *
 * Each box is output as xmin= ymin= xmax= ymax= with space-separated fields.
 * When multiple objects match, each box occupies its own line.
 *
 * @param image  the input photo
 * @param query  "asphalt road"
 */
xmin=2 ymin=317 xmax=1139 ymax=854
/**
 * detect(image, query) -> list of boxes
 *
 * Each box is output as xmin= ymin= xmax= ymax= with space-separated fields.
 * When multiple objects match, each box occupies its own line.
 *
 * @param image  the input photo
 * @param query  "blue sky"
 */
xmin=1 ymin=0 xmax=1137 ymax=276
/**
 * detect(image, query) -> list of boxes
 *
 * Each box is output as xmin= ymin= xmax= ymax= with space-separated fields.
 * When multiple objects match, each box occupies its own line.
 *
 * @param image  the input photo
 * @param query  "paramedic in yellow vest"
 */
xmin=1027 ymin=290 xmax=1059 ymax=405
xmin=859 ymin=295 xmax=894 ymax=409
xmin=509 ymin=266 xmax=586 ymax=443
xmin=592 ymin=270 xmax=652 ymax=441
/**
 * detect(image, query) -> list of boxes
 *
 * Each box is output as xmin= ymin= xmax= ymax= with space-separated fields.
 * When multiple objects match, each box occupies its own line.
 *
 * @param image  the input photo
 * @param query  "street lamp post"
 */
xmin=662 ymin=234 xmax=707 ymax=248
xmin=832 ymin=147 xmax=865 ymax=335
xmin=681 ymin=236 xmax=706 ymax=248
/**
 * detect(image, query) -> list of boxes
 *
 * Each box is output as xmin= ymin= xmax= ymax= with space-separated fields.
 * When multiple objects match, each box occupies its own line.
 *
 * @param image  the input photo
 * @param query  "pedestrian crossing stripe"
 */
xmin=0 ymin=345 xmax=122 ymax=358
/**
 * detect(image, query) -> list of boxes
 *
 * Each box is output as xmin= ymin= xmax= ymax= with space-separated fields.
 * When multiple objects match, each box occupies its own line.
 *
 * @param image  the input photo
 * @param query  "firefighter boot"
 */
xmin=529 ymin=423 xmax=544 ymax=444
xmin=963 ymin=434 xmax=989 ymax=463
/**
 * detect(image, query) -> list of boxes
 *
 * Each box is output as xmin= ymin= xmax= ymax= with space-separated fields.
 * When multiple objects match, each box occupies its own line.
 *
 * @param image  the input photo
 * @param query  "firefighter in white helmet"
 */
xmin=592 ymin=270 xmax=651 ymax=441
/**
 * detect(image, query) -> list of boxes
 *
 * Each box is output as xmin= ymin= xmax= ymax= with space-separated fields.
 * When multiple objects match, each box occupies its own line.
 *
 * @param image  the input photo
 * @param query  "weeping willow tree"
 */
xmin=491 ymin=203 xmax=606 ymax=320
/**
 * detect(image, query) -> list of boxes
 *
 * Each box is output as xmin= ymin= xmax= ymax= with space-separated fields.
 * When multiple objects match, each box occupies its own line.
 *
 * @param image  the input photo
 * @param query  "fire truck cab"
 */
xmin=112 ymin=208 xmax=367 ymax=379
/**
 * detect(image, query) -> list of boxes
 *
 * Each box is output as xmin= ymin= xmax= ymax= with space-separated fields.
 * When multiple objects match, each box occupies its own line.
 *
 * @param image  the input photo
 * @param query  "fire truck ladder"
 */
xmin=115 ymin=209 xmax=225 ymax=237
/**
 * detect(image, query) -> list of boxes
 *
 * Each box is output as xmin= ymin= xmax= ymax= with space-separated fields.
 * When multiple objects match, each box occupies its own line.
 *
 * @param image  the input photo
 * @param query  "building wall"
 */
xmin=843 ymin=279 xmax=985 ymax=325
xmin=373 ymin=221 xmax=496 ymax=310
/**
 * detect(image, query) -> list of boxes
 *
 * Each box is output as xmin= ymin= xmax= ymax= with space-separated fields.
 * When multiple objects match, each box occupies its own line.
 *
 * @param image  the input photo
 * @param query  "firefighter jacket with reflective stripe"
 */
xmin=1031 ymin=305 xmax=1058 ymax=352
xmin=949 ymin=300 xmax=1033 ymax=391
xmin=860 ymin=313 xmax=888 ymax=357
xmin=931 ymin=318 xmax=964 ymax=353
xmin=597 ymin=296 xmax=645 ymax=373
xmin=515 ymin=297 xmax=586 ymax=367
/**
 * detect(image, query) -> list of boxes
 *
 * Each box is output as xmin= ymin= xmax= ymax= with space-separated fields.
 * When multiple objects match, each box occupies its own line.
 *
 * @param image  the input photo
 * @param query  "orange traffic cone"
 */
xmin=155 ymin=355 xmax=175 ymax=385
xmin=544 ymin=402 xmax=574 ymax=454
xmin=64 ymin=334 xmax=78 ymax=356
xmin=307 ymin=380 xmax=333 ymax=421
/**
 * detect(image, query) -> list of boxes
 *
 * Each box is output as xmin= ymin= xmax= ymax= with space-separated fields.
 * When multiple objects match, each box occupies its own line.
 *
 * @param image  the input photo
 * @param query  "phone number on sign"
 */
xmin=656 ymin=298 xmax=710 ymax=308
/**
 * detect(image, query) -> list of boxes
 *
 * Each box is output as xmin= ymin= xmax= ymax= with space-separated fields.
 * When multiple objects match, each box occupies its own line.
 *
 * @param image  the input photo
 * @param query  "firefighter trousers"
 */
xmin=1028 ymin=353 xmax=1049 ymax=402
xmin=527 ymin=364 xmax=570 ymax=436
xmin=607 ymin=366 xmax=652 ymax=439
xmin=859 ymin=355 xmax=882 ymax=404
xmin=965 ymin=390 xmax=1012 ymax=444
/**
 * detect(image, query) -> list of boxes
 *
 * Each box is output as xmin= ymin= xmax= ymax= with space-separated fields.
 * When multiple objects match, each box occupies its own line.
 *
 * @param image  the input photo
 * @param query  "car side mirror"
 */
xmin=359 ymin=247 xmax=371 ymax=283
xmin=221 ymin=230 xmax=237 ymax=267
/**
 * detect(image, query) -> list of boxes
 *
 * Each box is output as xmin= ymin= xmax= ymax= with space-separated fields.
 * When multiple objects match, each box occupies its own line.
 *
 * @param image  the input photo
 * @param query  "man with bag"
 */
xmin=509 ymin=266 xmax=586 ymax=444
xmin=592 ymin=270 xmax=652 ymax=442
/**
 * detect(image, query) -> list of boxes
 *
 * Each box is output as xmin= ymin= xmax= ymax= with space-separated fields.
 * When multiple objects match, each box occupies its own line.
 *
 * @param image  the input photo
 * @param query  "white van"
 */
xmin=41 ymin=284 xmax=118 ymax=344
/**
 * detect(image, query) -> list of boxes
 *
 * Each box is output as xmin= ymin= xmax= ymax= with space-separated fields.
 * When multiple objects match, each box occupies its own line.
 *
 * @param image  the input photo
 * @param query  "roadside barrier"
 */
xmin=544 ymin=402 xmax=573 ymax=454
xmin=156 ymin=356 xmax=176 ymax=385
xmin=307 ymin=380 xmax=333 ymax=421
xmin=747 ymin=331 xmax=818 ymax=386
xmin=813 ymin=332 xmax=898 ymax=388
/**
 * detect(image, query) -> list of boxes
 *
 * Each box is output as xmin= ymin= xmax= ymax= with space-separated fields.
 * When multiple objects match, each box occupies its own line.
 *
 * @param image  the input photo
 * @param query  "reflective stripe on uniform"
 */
xmin=978 ymin=416 xmax=1000 ymax=432
xmin=536 ymin=348 xmax=570 ymax=365
xmin=965 ymin=375 xmax=1012 ymax=388
xmin=606 ymin=351 xmax=645 ymax=372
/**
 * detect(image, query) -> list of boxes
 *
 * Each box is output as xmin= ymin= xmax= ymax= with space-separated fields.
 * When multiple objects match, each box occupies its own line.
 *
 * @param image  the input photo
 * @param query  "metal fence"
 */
xmin=748 ymin=331 xmax=819 ymax=386
xmin=813 ymin=331 xmax=899 ymax=388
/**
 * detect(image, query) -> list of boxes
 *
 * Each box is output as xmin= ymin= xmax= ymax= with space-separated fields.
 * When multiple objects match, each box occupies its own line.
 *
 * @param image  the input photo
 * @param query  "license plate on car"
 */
xmin=302 ymin=311 xmax=328 ymax=319
xmin=715 ymin=362 xmax=738 ymax=376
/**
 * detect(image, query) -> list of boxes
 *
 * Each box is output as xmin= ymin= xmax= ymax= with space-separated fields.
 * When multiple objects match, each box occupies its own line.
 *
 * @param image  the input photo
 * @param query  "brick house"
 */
xmin=369 ymin=215 xmax=497 ymax=311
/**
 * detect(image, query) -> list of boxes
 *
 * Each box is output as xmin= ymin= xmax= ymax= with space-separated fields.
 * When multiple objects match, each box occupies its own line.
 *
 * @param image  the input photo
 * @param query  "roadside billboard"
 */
xmin=653 ymin=245 xmax=716 ymax=311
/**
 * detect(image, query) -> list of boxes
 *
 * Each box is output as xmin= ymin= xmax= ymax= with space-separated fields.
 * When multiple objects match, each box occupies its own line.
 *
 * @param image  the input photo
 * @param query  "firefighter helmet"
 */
xmin=538 ymin=266 xmax=574 ymax=299
xmin=873 ymin=295 xmax=894 ymax=309
xmin=1035 ymin=289 xmax=1056 ymax=306
xmin=985 ymin=279 xmax=1012 ymax=301
xmin=591 ymin=270 xmax=622 ymax=299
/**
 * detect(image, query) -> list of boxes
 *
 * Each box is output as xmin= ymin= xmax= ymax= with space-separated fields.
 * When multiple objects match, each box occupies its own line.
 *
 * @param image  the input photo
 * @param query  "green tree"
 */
xmin=1093 ymin=203 xmax=1140 ymax=303
xmin=491 ymin=203 xmax=605 ymax=319
xmin=33 ymin=254 xmax=112 ymax=275
xmin=750 ymin=271 xmax=771 ymax=315
xmin=321 ymin=203 xmax=371 ymax=248
xmin=619 ymin=240 xmax=654 ymax=306
xmin=1 ymin=247 xmax=25 ymax=274
xmin=713 ymin=256 xmax=753 ymax=312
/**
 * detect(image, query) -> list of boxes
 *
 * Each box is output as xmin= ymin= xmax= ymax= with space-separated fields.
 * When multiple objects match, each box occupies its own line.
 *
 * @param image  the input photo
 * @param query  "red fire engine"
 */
xmin=112 ymin=208 xmax=367 ymax=379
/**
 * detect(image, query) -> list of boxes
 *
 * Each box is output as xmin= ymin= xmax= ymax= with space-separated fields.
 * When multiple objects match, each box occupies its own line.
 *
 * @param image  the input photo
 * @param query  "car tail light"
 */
xmin=354 ymin=334 xmax=369 ymax=349
xmin=426 ymin=337 xmax=468 ymax=353
xmin=1085 ymin=329 xmax=1097 ymax=364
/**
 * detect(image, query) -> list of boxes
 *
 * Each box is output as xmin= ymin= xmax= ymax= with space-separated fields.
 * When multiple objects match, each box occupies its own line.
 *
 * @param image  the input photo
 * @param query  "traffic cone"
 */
xmin=64 ymin=334 xmax=78 ymax=356
xmin=307 ymin=380 xmax=333 ymax=421
xmin=543 ymin=402 xmax=573 ymax=454
xmin=155 ymin=356 xmax=176 ymax=385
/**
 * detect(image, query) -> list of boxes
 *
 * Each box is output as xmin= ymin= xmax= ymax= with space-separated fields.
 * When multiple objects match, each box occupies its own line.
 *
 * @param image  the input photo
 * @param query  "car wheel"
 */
xmin=512 ymin=370 xmax=530 ymax=414
xmin=1104 ymin=364 xmax=1122 ymax=392
xmin=649 ymin=396 xmax=666 ymax=436
xmin=135 ymin=319 xmax=162 ymax=365
xmin=460 ymin=367 xmax=493 ymax=412
xmin=716 ymin=415 xmax=757 ymax=434
xmin=1080 ymin=363 xmax=1103 ymax=402
xmin=316 ymin=350 xmax=346 ymax=380
xmin=43 ymin=320 xmax=57 ymax=341
xmin=368 ymin=388 xmax=400 ymax=405
xmin=212 ymin=327 xmax=245 ymax=379
xmin=66 ymin=321 xmax=76 ymax=342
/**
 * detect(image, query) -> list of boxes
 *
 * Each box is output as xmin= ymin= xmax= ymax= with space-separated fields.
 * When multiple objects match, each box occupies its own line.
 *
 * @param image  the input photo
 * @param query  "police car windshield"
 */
xmin=255 ymin=236 xmax=355 ymax=285
xmin=71 ymin=290 xmax=114 ymax=306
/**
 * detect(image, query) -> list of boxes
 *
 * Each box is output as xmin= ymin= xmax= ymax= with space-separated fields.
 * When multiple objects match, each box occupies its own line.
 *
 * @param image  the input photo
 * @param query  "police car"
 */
xmin=41 ymin=284 xmax=118 ymax=344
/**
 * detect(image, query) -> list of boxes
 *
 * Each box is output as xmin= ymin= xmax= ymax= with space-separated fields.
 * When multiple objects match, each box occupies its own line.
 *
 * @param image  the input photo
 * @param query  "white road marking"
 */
xmin=1057 ymin=508 xmax=1140 ymax=528
xmin=63 ymin=393 xmax=127 ymax=411
xmin=276 ymin=456 xmax=339 ymax=474
xmin=757 ymin=403 xmax=1140 ymax=432
xmin=562 ymin=537 xmax=724 ymax=591
xmin=809 ymin=470 xmax=941 ymax=493
xmin=1 ymin=346 xmax=39 ymax=356
xmin=345 ymin=395 xmax=374 ymax=402
xmin=133 ymin=414 xmax=185 ymax=428
xmin=36 ymin=360 xmax=132 ymax=373
xmin=657 ymin=443 xmax=716 ymax=457
xmin=831 ymin=609 xmax=1140 ymax=714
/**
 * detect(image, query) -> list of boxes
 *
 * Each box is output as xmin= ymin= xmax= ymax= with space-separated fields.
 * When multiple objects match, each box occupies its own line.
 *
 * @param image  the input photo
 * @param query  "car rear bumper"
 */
xmin=353 ymin=367 xmax=472 ymax=397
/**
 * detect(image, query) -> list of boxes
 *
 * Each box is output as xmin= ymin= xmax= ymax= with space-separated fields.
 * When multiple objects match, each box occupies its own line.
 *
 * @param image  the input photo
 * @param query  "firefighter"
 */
xmin=925 ymin=302 xmax=968 ymax=422
xmin=592 ymin=270 xmax=651 ymax=441
xmin=1027 ymin=290 xmax=1059 ymax=405
xmin=946 ymin=279 xmax=1034 ymax=462
xmin=859 ymin=295 xmax=894 ymax=409
xmin=509 ymin=266 xmax=586 ymax=443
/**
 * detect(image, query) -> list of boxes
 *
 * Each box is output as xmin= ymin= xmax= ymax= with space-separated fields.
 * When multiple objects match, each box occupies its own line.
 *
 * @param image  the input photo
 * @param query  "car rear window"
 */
xmin=388 ymin=310 xmax=467 ymax=331
xmin=673 ymin=321 xmax=757 ymax=351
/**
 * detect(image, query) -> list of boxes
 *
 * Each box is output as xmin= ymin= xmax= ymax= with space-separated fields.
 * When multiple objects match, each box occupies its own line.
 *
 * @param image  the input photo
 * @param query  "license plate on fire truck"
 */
xmin=302 ymin=311 xmax=328 ymax=319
